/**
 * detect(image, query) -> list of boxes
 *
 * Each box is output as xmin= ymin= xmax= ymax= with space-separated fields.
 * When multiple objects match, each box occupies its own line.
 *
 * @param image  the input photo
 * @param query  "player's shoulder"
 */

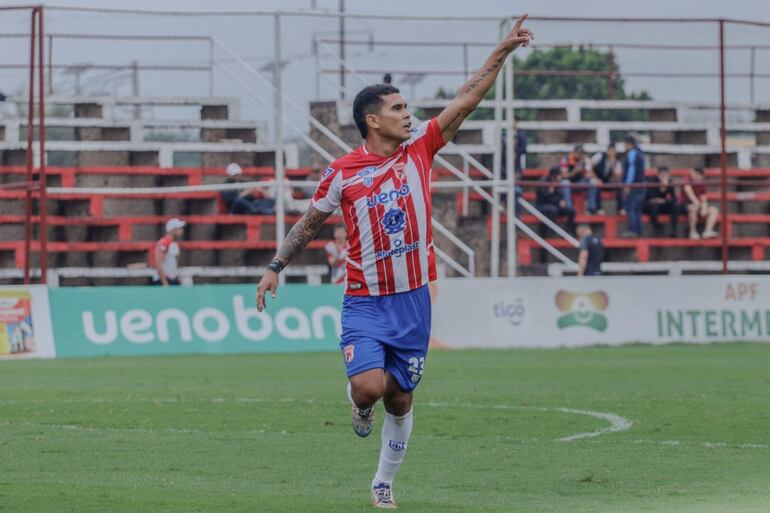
xmin=405 ymin=118 xmax=438 ymax=146
xmin=327 ymin=147 xmax=367 ymax=176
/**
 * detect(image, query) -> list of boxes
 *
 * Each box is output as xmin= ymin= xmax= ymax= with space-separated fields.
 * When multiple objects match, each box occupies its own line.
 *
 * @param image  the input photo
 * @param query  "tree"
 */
xmin=513 ymin=46 xmax=649 ymax=102
xmin=429 ymin=47 xmax=651 ymax=121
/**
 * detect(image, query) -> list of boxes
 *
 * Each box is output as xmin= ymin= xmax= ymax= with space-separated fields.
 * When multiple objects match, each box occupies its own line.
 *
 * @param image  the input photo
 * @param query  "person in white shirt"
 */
xmin=152 ymin=218 xmax=185 ymax=286
xmin=325 ymin=225 xmax=349 ymax=285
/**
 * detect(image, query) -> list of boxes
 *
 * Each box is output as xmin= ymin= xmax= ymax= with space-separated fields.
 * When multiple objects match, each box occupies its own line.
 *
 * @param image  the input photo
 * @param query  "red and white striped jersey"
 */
xmin=312 ymin=118 xmax=446 ymax=296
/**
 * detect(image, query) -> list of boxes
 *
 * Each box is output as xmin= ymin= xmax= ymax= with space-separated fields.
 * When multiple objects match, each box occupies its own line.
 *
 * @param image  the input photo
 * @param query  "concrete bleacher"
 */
xmin=0 ymin=95 xmax=296 ymax=168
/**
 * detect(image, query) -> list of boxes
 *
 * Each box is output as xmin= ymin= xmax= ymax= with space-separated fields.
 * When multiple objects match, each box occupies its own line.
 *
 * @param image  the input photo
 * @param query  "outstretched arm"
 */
xmin=437 ymin=14 xmax=533 ymax=142
xmin=256 ymin=205 xmax=332 ymax=310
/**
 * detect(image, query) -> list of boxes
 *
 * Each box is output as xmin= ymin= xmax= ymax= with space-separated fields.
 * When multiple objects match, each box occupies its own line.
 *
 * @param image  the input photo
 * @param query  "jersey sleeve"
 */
xmin=312 ymin=166 xmax=343 ymax=213
xmin=407 ymin=118 xmax=447 ymax=160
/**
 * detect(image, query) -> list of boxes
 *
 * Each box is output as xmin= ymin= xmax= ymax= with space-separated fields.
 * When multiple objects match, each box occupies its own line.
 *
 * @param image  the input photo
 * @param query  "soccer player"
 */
xmin=257 ymin=15 xmax=533 ymax=509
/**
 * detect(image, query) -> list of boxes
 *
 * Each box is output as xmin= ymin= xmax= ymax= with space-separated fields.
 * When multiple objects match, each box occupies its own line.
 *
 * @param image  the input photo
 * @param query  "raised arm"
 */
xmin=256 ymin=205 xmax=332 ymax=311
xmin=437 ymin=14 xmax=533 ymax=142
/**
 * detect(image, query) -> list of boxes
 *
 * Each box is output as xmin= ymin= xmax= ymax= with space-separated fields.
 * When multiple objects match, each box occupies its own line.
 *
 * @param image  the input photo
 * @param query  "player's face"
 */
xmin=371 ymin=93 xmax=412 ymax=142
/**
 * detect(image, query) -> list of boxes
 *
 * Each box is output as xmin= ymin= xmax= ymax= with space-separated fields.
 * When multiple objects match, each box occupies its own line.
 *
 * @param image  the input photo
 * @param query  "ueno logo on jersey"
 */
xmin=357 ymin=166 xmax=378 ymax=187
xmin=366 ymin=184 xmax=411 ymax=208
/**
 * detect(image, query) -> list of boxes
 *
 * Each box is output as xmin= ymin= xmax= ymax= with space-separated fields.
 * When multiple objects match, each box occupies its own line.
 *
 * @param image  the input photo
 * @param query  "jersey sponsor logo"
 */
xmin=343 ymin=344 xmax=355 ymax=363
xmin=322 ymin=166 xmax=335 ymax=179
xmin=388 ymin=440 xmax=406 ymax=452
xmin=357 ymin=166 xmax=378 ymax=187
xmin=393 ymin=162 xmax=407 ymax=180
xmin=375 ymin=240 xmax=419 ymax=261
xmin=381 ymin=207 xmax=406 ymax=235
xmin=366 ymin=184 xmax=411 ymax=209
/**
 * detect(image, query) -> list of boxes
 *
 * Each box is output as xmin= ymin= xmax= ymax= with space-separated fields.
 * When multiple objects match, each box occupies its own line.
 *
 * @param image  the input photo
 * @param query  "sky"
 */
xmin=1 ymin=0 xmax=768 ymax=137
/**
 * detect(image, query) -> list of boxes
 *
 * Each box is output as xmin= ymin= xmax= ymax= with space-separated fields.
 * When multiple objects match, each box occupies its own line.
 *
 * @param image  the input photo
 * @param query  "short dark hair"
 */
xmin=353 ymin=84 xmax=400 ymax=138
xmin=623 ymin=134 xmax=637 ymax=146
xmin=547 ymin=166 xmax=561 ymax=181
xmin=693 ymin=166 xmax=705 ymax=175
xmin=658 ymin=166 xmax=670 ymax=174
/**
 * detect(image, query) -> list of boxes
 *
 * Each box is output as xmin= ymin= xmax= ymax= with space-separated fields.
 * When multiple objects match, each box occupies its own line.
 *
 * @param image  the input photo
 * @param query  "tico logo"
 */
xmin=367 ymin=184 xmax=411 ymax=208
xmin=357 ymin=166 xmax=378 ymax=187
xmin=555 ymin=290 xmax=608 ymax=332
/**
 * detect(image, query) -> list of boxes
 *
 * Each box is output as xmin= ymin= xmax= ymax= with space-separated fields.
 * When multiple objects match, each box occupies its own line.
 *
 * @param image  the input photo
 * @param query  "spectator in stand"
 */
xmin=264 ymin=168 xmax=318 ymax=215
xmin=221 ymin=163 xmax=276 ymax=215
xmin=536 ymin=166 xmax=576 ymax=236
xmin=577 ymin=223 xmax=604 ymax=276
xmin=622 ymin=135 xmax=646 ymax=237
xmin=591 ymin=143 xmax=624 ymax=214
xmin=681 ymin=166 xmax=719 ymax=240
xmin=643 ymin=166 xmax=680 ymax=237
xmin=152 ymin=218 xmax=185 ymax=286
xmin=325 ymin=225 xmax=349 ymax=285
xmin=560 ymin=144 xmax=601 ymax=214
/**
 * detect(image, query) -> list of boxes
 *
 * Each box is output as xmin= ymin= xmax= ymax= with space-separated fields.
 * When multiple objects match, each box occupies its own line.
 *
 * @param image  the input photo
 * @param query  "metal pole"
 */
xmin=313 ymin=36 xmax=320 ymax=99
xmin=719 ymin=20 xmax=728 ymax=274
xmin=339 ymin=0 xmax=345 ymax=99
xmin=504 ymin=33 xmax=516 ymax=278
xmin=274 ymin=14 xmax=286 ymax=285
xmin=47 ymin=34 xmax=52 ymax=95
xmin=23 ymin=9 xmax=37 ymax=284
xmin=208 ymin=37 xmax=214 ymax=97
xmin=38 ymin=7 xmax=48 ymax=284
xmin=607 ymin=48 xmax=615 ymax=99
xmin=749 ymin=46 xmax=755 ymax=104
xmin=462 ymin=43 xmax=469 ymax=80
xmin=131 ymin=60 xmax=140 ymax=119
xmin=490 ymin=22 xmax=505 ymax=278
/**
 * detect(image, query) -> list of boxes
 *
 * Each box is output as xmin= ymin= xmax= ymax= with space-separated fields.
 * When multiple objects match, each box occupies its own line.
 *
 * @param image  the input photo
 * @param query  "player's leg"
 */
xmin=342 ymin=339 xmax=386 ymax=438
xmin=370 ymin=285 xmax=431 ymax=508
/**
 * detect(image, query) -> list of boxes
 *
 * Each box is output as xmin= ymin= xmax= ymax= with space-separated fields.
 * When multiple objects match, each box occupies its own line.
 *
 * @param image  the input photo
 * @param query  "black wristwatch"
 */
xmin=266 ymin=259 xmax=285 ymax=275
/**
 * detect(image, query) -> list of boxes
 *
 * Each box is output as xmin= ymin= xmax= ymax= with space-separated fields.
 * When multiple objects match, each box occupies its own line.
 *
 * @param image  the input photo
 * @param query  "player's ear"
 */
xmin=365 ymin=113 xmax=380 ymax=132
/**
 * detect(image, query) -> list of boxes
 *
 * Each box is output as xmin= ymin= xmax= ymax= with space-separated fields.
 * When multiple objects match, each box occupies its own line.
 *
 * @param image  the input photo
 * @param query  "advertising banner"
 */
xmin=431 ymin=276 xmax=770 ymax=348
xmin=49 ymin=284 xmax=344 ymax=357
xmin=0 ymin=285 xmax=55 ymax=359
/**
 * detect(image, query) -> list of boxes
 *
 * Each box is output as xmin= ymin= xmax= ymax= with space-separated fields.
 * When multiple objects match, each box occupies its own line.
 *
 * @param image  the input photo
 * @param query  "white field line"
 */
xmin=1 ymin=396 xmax=630 ymax=441
xmin=2 ymin=400 xmax=767 ymax=450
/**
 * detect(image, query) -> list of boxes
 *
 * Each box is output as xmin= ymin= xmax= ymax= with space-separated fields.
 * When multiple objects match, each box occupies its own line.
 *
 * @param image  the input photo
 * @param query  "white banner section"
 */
xmin=0 ymin=285 xmax=56 ymax=359
xmin=431 ymin=276 xmax=770 ymax=348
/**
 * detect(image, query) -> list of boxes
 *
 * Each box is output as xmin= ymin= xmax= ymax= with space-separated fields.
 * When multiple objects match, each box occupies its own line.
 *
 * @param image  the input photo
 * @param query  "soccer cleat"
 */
xmin=689 ymin=230 xmax=701 ymax=240
xmin=702 ymin=229 xmax=719 ymax=239
xmin=347 ymin=382 xmax=375 ymax=437
xmin=371 ymin=482 xmax=398 ymax=509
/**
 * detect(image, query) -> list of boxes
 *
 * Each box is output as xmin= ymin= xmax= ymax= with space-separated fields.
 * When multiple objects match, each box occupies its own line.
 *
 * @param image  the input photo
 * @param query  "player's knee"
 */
xmin=351 ymin=380 xmax=385 ymax=408
xmin=384 ymin=391 xmax=413 ymax=416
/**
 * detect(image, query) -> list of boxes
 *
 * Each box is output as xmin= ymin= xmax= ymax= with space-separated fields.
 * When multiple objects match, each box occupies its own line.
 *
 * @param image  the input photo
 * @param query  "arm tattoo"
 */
xmin=275 ymin=207 xmax=331 ymax=266
xmin=439 ymin=111 xmax=463 ymax=134
xmin=461 ymin=56 xmax=504 ymax=96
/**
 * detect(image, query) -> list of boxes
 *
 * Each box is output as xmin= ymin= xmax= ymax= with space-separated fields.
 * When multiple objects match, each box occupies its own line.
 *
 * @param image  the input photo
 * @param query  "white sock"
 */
xmin=373 ymin=409 xmax=413 ymax=486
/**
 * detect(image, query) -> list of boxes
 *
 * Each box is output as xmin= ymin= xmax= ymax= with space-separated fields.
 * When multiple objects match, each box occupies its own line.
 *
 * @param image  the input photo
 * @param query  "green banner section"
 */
xmin=49 ymin=284 xmax=344 ymax=357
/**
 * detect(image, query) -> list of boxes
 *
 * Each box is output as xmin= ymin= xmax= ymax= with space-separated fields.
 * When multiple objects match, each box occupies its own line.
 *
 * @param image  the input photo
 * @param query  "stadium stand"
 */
xmin=4 ymin=94 xmax=770 ymax=284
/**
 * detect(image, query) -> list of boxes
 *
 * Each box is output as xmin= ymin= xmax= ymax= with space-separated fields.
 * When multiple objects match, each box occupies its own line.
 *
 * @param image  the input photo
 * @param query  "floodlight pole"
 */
xmin=23 ymin=8 xmax=37 ymax=284
xmin=274 ymin=14 xmax=286 ymax=285
xmin=718 ymin=19 xmax=728 ymax=274
xmin=38 ymin=6 xmax=48 ymax=284
xmin=504 ymin=17 xmax=516 ymax=278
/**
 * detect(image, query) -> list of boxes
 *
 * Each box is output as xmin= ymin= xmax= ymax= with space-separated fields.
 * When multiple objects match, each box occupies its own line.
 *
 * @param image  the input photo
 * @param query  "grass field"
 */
xmin=1 ymin=343 xmax=769 ymax=513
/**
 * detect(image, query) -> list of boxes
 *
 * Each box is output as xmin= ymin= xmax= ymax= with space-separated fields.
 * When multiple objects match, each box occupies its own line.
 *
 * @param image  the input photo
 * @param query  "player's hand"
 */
xmin=256 ymin=271 xmax=278 ymax=312
xmin=500 ymin=14 xmax=534 ymax=52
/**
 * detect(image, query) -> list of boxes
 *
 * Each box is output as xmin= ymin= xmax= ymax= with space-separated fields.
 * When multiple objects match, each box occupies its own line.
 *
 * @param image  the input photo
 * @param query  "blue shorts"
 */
xmin=339 ymin=285 xmax=431 ymax=392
